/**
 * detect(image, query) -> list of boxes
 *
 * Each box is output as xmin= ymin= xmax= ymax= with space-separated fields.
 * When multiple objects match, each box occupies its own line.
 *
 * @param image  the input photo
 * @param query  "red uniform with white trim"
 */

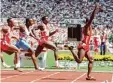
xmin=78 ymin=30 xmax=91 ymax=52
xmin=38 ymin=23 xmax=50 ymax=46
xmin=94 ymin=36 xmax=99 ymax=52
xmin=38 ymin=30 xmax=49 ymax=46
xmin=1 ymin=33 xmax=11 ymax=51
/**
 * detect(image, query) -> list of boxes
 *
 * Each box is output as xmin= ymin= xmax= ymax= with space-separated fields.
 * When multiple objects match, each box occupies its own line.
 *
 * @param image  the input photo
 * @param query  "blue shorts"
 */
xmin=15 ymin=39 xmax=30 ymax=50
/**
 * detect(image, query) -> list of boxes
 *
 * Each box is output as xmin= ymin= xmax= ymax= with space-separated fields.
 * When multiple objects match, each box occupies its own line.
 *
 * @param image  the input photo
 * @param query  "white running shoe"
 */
xmin=38 ymin=67 xmax=45 ymax=71
xmin=2 ymin=62 xmax=11 ymax=68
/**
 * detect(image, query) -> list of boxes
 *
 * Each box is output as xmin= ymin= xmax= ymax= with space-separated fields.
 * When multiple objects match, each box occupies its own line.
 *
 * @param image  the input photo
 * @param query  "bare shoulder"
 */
xmin=40 ymin=23 xmax=46 ymax=27
xmin=1 ymin=25 xmax=10 ymax=31
xmin=19 ymin=24 xmax=26 ymax=28
xmin=33 ymin=24 xmax=39 ymax=28
xmin=83 ymin=25 xmax=92 ymax=35
xmin=1 ymin=25 xmax=9 ymax=33
xmin=38 ymin=23 xmax=46 ymax=29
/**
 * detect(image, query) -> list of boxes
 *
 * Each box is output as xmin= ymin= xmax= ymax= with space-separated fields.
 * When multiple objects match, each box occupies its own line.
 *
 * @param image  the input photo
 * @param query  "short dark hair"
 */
xmin=85 ymin=17 xmax=89 ymax=23
xmin=41 ymin=16 xmax=47 ymax=21
xmin=38 ymin=25 xmax=44 ymax=31
xmin=7 ymin=18 xmax=12 ymax=23
xmin=25 ymin=18 xmax=30 ymax=25
xmin=19 ymin=26 xmax=25 ymax=32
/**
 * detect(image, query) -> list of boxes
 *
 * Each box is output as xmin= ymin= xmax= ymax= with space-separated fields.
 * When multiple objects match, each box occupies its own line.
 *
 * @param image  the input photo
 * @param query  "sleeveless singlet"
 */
xmin=78 ymin=30 xmax=91 ymax=51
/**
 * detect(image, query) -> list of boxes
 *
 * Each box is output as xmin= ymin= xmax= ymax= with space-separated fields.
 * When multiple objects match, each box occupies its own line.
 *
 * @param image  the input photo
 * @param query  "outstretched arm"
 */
xmin=85 ymin=3 xmax=99 ymax=30
xmin=49 ymin=29 xmax=58 ymax=36
xmin=11 ymin=36 xmax=19 ymax=40
xmin=30 ymin=25 xmax=40 ymax=40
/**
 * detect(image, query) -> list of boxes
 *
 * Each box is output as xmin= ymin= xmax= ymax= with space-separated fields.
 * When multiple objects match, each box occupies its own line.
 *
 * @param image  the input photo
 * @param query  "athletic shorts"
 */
xmin=38 ymin=37 xmax=48 ymax=46
xmin=15 ymin=39 xmax=30 ymax=50
xmin=0 ymin=43 xmax=9 ymax=51
xmin=78 ymin=43 xmax=90 ymax=52
xmin=1 ymin=40 xmax=9 ymax=51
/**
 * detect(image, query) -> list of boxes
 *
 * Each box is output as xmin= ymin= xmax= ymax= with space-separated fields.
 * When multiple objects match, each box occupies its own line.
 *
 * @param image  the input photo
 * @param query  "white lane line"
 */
xmin=101 ymin=80 xmax=108 ymax=83
xmin=1 ymin=70 xmax=13 ymax=72
xmin=31 ymin=72 xmax=60 ymax=83
xmin=112 ymin=73 xmax=113 ymax=83
xmin=1 ymin=71 xmax=34 ymax=80
xmin=71 ymin=73 xmax=86 ymax=83
xmin=0 ymin=62 xmax=1 ymax=83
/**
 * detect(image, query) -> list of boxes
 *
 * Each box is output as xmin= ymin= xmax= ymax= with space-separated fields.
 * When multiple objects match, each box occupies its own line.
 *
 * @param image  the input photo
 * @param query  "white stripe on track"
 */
xmin=1 ymin=71 xmax=34 ymax=80
xmin=31 ymin=72 xmax=60 ymax=83
xmin=71 ymin=73 xmax=86 ymax=83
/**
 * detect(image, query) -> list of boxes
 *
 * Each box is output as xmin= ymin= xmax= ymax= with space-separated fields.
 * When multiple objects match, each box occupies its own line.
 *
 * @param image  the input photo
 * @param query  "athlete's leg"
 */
xmin=85 ymin=51 xmax=95 ymax=80
xmin=16 ymin=39 xmax=39 ymax=70
xmin=68 ymin=47 xmax=86 ymax=63
xmin=27 ymin=48 xmax=38 ymax=69
xmin=35 ymin=45 xmax=48 ymax=70
xmin=7 ymin=45 xmax=20 ymax=63
xmin=0 ymin=53 xmax=4 ymax=63
xmin=42 ymin=41 xmax=59 ymax=67
xmin=35 ymin=45 xmax=44 ymax=57
xmin=0 ymin=53 xmax=11 ymax=68
xmin=6 ymin=45 xmax=22 ymax=72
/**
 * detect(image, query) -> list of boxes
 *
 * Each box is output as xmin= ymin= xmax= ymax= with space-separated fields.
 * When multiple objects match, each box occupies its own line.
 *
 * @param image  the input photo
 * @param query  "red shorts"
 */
xmin=38 ymin=37 xmax=48 ymax=46
xmin=78 ymin=43 xmax=90 ymax=52
xmin=94 ymin=41 xmax=99 ymax=47
xmin=38 ymin=39 xmax=45 ymax=46
xmin=94 ymin=42 xmax=99 ymax=52
xmin=1 ymin=40 xmax=9 ymax=51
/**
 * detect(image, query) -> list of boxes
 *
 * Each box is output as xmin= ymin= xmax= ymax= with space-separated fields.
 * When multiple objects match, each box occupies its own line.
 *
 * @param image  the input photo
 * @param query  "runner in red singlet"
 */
xmin=0 ymin=29 xmax=11 ymax=68
xmin=37 ymin=25 xmax=50 ymax=46
xmin=32 ymin=16 xmax=59 ymax=67
xmin=14 ymin=19 xmax=39 ymax=70
xmin=93 ymin=30 xmax=100 ymax=53
xmin=0 ymin=18 xmax=22 ymax=72
xmin=67 ymin=4 xmax=100 ymax=80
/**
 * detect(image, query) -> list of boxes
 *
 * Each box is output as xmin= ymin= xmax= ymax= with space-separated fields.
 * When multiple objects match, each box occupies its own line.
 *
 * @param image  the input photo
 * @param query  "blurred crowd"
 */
xmin=1 ymin=0 xmax=113 ymax=27
xmin=1 ymin=0 xmax=113 ymax=55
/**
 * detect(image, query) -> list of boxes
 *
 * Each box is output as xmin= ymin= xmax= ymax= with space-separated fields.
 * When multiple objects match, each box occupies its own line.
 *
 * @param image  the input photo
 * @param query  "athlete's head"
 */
xmin=2 ymin=27 xmax=9 ymax=33
xmin=102 ymin=31 xmax=105 ymax=35
xmin=38 ymin=25 xmax=44 ymax=31
xmin=19 ymin=26 xmax=25 ymax=33
xmin=99 ymin=5 xmax=104 ymax=12
xmin=25 ymin=18 xmax=34 ymax=27
xmin=85 ymin=17 xmax=89 ymax=23
xmin=7 ymin=18 xmax=15 ymax=27
xmin=41 ymin=16 xmax=49 ymax=24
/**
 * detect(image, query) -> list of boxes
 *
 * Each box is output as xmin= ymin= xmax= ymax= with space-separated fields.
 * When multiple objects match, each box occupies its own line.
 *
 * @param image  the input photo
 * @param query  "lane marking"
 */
xmin=112 ymin=73 xmax=113 ymax=83
xmin=1 ymin=71 xmax=34 ymax=80
xmin=71 ymin=73 xmax=86 ymax=83
xmin=1 ymin=70 xmax=13 ymax=72
xmin=31 ymin=72 xmax=60 ymax=82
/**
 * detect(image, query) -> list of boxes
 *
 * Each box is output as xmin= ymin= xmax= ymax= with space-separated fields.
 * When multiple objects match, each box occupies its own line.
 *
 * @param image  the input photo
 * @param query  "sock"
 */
xmin=55 ymin=60 xmax=59 ymax=66
xmin=20 ymin=57 xmax=24 ymax=67
xmin=2 ymin=62 xmax=11 ymax=68
xmin=2 ymin=62 xmax=5 ymax=64
xmin=15 ymin=59 xmax=20 ymax=68
xmin=20 ymin=52 xmax=26 ymax=58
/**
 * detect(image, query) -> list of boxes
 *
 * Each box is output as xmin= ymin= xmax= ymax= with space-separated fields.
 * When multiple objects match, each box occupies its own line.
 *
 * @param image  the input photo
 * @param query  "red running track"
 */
xmin=1 ymin=70 xmax=113 ymax=83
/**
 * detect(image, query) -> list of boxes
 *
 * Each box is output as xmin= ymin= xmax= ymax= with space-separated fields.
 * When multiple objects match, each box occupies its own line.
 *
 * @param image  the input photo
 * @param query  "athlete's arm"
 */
xmin=30 ymin=25 xmax=40 ymax=40
xmin=49 ymin=29 xmax=58 ymax=36
xmin=11 ymin=36 xmax=19 ymax=40
xmin=30 ymin=25 xmax=38 ymax=37
xmin=13 ymin=27 xmax=20 ymax=30
xmin=0 ymin=29 xmax=3 ymax=39
xmin=84 ymin=3 xmax=99 ymax=31
xmin=10 ymin=32 xmax=19 ymax=40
